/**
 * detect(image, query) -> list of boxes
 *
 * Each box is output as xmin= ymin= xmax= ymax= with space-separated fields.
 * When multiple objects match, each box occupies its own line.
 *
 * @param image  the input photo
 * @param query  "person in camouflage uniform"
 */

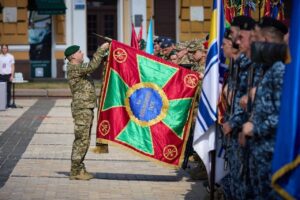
xmin=241 ymin=17 xmax=288 ymax=199
xmin=187 ymin=39 xmax=206 ymax=78
xmin=222 ymin=16 xmax=256 ymax=199
xmin=184 ymin=38 xmax=209 ymax=181
xmin=153 ymin=36 xmax=165 ymax=58
xmin=175 ymin=41 xmax=192 ymax=65
xmin=242 ymin=61 xmax=285 ymax=199
xmin=160 ymin=38 xmax=176 ymax=62
xmin=65 ymin=42 xmax=110 ymax=180
xmin=219 ymin=27 xmax=240 ymax=200
xmin=169 ymin=51 xmax=179 ymax=64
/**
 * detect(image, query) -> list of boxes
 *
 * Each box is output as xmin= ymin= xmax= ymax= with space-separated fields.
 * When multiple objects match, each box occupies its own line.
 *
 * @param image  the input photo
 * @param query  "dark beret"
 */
xmin=231 ymin=16 xmax=244 ymax=27
xmin=64 ymin=45 xmax=80 ymax=58
xmin=231 ymin=15 xmax=255 ymax=30
xmin=258 ymin=17 xmax=288 ymax=34
xmin=154 ymin=36 xmax=162 ymax=44
xmin=154 ymin=36 xmax=168 ymax=44
xmin=160 ymin=38 xmax=174 ymax=48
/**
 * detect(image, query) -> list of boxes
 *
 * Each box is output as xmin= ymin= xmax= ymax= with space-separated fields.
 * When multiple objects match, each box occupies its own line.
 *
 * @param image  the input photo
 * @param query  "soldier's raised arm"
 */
xmin=65 ymin=42 xmax=110 ymax=77
xmin=80 ymin=42 xmax=110 ymax=75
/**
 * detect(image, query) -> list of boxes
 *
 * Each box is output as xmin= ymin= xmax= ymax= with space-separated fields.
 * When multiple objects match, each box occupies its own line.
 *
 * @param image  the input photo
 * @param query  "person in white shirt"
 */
xmin=0 ymin=44 xmax=15 ymax=108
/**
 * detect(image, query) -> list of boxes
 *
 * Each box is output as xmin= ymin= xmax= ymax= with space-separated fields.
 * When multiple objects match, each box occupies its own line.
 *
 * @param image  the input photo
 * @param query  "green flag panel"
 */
xmin=103 ymin=69 xmax=128 ymax=110
xmin=162 ymin=98 xmax=192 ymax=138
xmin=116 ymin=120 xmax=154 ymax=155
xmin=137 ymin=55 xmax=178 ymax=88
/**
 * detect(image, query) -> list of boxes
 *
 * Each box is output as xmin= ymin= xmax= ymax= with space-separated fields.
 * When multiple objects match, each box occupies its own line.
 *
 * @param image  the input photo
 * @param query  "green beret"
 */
xmin=64 ymin=45 xmax=80 ymax=58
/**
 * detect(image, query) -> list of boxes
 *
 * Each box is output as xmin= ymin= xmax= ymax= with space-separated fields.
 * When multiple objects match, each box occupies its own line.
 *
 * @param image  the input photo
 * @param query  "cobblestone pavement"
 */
xmin=0 ymin=98 xmax=207 ymax=200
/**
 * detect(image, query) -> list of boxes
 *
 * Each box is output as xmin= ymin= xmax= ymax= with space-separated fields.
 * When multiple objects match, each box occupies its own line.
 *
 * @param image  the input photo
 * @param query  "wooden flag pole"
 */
xmin=92 ymin=33 xmax=113 ymax=42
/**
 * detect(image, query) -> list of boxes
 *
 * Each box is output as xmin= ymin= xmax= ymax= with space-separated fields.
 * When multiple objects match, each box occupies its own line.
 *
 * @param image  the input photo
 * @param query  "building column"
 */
xmin=131 ymin=0 xmax=147 ymax=41
xmin=51 ymin=18 xmax=57 ymax=78
xmin=65 ymin=0 xmax=88 ymax=62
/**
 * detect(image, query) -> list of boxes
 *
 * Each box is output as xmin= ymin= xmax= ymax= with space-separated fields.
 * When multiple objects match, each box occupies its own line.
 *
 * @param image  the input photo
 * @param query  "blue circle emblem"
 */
xmin=129 ymin=88 xmax=163 ymax=122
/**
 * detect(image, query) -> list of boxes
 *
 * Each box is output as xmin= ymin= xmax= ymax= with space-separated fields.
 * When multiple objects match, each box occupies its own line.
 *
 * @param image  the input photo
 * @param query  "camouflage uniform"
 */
xmin=186 ymin=39 xmax=208 ymax=180
xmin=178 ymin=55 xmax=190 ymax=65
xmin=187 ymin=39 xmax=205 ymax=75
xmin=226 ymin=53 xmax=252 ymax=199
xmin=67 ymin=47 xmax=107 ymax=176
xmin=176 ymin=42 xmax=192 ymax=65
xmin=248 ymin=61 xmax=285 ymax=199
xmin=162 ymin=50 xmax=176 ymax=62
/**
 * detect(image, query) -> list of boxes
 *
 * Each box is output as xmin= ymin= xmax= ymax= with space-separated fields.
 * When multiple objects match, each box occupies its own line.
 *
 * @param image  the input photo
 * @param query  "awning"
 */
xmin=28 ymin=0 xmax=66 ymax=15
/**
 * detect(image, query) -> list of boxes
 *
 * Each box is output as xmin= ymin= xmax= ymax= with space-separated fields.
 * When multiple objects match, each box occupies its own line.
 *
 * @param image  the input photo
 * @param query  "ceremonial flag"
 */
xmin=272 ymin=1 xmax=300 ymax=199
xmin=138 ymin=23 xmax=143 ymax=42
xmin=193 ymin=0 xmax=227 ymax=183
xmin=146 ymin=19 xmax=154 ymax=54
xmin=97 ymin=40 xmax=200 ymax=167
xmin=130 ymin=23 xmax=139 ymax=49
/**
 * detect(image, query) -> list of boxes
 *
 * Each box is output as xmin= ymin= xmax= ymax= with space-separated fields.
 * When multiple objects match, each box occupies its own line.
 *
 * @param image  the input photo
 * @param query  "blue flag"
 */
xmin=146 ymin=19 xmax=154 ymax=54
xmin=271 ymin=1 xmax=300 ymax=199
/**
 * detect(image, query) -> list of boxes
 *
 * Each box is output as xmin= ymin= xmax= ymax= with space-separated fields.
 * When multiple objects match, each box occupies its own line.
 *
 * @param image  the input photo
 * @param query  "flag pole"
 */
xmin=209 ymin=124 xmax=218 ymax=200
xmin=210 ymin=150 xmax=216 ymax=200
xmin=258 ymin=0 xmax=262 ymax=21
xmin=92 ymin=33 xmax=113 ymax=42
xmin=90 ymin=32 xmax=111 ymax=154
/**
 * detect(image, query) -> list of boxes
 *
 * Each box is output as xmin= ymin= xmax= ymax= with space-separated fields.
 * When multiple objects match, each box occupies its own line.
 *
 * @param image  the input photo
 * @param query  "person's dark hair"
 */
xmin=1 ymin=44 xmax=8 ymax=49
xmin=251 ymin=41 xmax=287 ymax=65
xmin=261 ymin=26 xmax=285 ymax=43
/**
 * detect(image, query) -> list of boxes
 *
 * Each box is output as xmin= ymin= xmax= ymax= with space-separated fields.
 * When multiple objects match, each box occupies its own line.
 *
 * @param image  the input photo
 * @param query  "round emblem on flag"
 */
xmin=163 ymin=145 xmax=178 ymax=160
xmin=184 ymin=74 xmax=199 ymax=88
xmin=98 ymin=120 xmax=110 ymax=136
xmin=125 ymin=82 xmax=169 ymax=127
xmin=113 ymin=48 xmax=127 ymax=63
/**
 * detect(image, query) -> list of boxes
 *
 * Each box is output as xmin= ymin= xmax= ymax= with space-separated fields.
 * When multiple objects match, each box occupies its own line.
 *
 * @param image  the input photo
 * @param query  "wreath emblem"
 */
xmin=113 ymin=48 xmax=127 ymax=63
xmin=184 ymin=74 xmax=199 ymax=88
xmin=98 ymin=120 xmax=110 ymax=136
xmin=163 ymin=145 xmax=178 ymax=160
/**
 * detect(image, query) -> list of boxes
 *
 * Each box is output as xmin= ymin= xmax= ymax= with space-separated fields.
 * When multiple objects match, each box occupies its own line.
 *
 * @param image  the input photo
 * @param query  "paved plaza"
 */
xmin=0 ymin=98 xmax=207 ymax=200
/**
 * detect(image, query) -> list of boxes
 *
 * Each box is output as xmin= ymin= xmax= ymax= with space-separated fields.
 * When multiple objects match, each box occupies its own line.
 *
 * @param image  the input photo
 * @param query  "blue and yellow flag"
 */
xmin=271 ymin=1 xmax=300 ymax=199
xmin=193 ymin=0 xmax=226 ymax=183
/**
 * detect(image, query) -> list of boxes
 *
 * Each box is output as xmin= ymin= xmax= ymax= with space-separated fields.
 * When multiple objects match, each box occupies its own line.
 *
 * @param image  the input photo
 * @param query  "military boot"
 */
xmin=82 ymin=169 xmax=93 ymax=179
xmin=69 ymin=169 xmax=93 ymax=180
xmin=188 ymin=165 xmax=208 ymax=180
xmin=188 ymin=160 xmax=208 ymax=180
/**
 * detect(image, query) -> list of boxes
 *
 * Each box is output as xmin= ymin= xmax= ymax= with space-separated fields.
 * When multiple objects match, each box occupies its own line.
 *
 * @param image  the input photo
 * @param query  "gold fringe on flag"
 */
xmin=91 ymin=142 xmax=109 ymax=154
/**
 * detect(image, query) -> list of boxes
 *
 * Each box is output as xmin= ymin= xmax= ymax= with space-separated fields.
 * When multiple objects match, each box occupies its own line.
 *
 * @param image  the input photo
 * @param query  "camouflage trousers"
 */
xmin=226 ymin=136 xmax=252 ymax=200
xmin=70 ymin=107 xmax=94 ymax=176
xmin=249 ymin=143 xmax=279 ymax=200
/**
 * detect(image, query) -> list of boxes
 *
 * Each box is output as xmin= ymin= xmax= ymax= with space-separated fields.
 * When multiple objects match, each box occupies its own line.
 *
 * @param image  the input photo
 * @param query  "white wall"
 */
xmin=131 ymin=0 xmax=146 ymax=40
xmin=65 ymin=0 xmax=88 ymax=62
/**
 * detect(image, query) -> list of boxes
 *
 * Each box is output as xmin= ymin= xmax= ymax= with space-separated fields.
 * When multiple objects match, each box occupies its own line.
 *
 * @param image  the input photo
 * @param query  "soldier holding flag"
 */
xmin=65 ymin=42 xmax=109 ymax=180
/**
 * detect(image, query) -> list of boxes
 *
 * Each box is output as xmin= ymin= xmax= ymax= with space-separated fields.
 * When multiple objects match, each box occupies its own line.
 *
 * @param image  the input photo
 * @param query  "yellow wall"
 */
xmin=0 ymin=0 xmax=66 ymax=59
xmin=123 ymin=0 xmax=131 ymax=44
xmin=54 ymin=15 xmax=66 ymax=45
xmin=179 ymin=0 xmax=212 ymax=41
xmin=0 ymin=0 xmax=28 ymax=45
